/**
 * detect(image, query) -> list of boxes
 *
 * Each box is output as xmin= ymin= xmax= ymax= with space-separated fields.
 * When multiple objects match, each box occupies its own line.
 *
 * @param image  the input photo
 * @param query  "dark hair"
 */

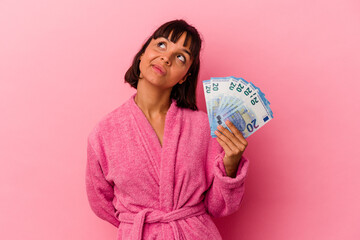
xmin=124 ymin=19 xmax=202 ymax=110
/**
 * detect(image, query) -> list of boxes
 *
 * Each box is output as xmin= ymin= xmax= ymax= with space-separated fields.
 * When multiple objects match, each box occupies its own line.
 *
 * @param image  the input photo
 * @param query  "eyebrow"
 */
xmin=182 ymin=49 xmax=192 ymax=58
xmin=163 ymin=37 xmax=192 ymax=58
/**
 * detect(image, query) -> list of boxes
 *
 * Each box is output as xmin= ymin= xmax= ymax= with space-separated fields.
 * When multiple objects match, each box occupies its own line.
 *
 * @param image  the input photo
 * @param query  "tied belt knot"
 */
xmin=117 ymin=202 xmax=207 ymax=240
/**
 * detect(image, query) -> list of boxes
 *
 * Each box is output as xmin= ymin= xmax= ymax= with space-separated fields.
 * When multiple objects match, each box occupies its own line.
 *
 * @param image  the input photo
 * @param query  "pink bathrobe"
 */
xmin=86 ymin=94 xmax=249 ymax=240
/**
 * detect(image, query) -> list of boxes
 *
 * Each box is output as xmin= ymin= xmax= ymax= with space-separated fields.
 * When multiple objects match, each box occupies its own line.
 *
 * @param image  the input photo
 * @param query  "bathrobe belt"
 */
xmin=117 ymin=202 xmax=207 ymax=240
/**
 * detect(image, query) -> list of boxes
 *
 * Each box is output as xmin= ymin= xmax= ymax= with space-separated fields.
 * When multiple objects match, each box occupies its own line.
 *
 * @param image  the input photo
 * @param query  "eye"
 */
xmin=157 ymin=42 xmax=166 ymax=49
xmin=177 ymin=54 xmax=186 ymax=63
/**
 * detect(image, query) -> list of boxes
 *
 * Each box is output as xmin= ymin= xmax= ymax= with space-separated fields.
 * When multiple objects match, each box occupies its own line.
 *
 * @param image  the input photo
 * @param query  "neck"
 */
xmin=134 ymin=80 xmax=172 ymax=119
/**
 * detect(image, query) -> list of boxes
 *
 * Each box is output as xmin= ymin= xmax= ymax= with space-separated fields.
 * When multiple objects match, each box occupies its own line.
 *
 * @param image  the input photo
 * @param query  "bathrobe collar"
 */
xmin=128 ymin=93 xmax=183 ymax=211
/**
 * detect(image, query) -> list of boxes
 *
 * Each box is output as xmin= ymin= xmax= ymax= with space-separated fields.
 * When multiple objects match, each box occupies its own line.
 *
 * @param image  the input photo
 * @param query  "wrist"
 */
xmin=224 ymin=163 xmax=239 ymax=178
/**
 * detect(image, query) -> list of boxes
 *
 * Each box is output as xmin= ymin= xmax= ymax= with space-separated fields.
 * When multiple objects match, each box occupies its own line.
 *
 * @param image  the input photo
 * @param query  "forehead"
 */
xmin=155 ymin=31 xmax=192 ymax=49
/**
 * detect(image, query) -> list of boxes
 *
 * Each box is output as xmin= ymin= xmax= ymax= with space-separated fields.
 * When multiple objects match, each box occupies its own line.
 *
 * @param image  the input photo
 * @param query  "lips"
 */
xmin=151 ymin=64 xmax=166 ymax=75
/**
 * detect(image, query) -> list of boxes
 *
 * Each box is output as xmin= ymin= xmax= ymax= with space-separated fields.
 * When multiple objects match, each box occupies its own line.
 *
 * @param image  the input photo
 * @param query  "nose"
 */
xmin=160 ymin=53 xmax=171 ymax=65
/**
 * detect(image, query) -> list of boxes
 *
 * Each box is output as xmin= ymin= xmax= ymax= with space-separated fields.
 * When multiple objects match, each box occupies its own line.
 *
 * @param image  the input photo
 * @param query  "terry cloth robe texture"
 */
xmin=86 ymin=93 xmax=249 ymax=240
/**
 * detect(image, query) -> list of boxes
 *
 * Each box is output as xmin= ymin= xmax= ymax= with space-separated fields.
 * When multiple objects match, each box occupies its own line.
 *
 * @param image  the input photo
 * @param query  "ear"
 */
xmin=179 ymin=73 xmax=191 ymax=85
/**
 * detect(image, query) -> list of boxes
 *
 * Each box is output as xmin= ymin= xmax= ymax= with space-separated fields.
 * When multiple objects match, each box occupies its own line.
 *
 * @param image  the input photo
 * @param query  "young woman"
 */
xmin=86 ymin=19 xmax=249 ymax=240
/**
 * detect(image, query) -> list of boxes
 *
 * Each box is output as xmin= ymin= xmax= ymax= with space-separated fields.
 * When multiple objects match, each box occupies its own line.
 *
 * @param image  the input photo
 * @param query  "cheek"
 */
xmin=172 ymin=69 xmax=188 ymax=81
xmin=179 ymin=64 xmax=191 ymax=77
xmin=141 ymin=49 xmax=156 ymax=61
xmin=139 ymin=52 xmax=150 ymax=69
xmin=139 ymin=61 xmax=143 ymax=73
xmin=139 ymin=60 xmax=147 ymax=77
xmin=139 ymin=54 xmax=147 ymax=74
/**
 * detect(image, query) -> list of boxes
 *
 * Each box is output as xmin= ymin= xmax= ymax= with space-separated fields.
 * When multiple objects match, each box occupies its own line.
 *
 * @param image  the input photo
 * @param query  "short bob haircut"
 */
xmin=124 ymin=19 xmax=202 ymax=110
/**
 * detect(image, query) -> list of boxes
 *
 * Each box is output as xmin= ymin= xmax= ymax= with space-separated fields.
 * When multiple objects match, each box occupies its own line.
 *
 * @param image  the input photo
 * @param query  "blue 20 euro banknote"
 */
xmin=203 ymin=76 xmax=273 ymax=138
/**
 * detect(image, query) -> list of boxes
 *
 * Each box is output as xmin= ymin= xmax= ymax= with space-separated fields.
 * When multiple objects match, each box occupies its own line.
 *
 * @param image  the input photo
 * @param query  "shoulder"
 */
xmin=181 ymin=107 xmax=208 ymax=122
xmin=181 ymin=107 xmax=211 ymax=136
xmin=87 ymin=99 xmax=131 ymax=145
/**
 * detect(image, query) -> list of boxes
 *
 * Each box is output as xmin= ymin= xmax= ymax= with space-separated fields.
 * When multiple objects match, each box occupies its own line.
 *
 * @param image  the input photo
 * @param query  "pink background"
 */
xmin=1 ymin=0 xmax=359 ymax=239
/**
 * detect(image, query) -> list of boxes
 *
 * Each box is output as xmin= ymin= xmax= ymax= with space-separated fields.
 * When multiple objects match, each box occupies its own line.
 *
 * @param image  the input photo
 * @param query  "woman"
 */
xmin=86 ymin=19 xmax=249 ymax=240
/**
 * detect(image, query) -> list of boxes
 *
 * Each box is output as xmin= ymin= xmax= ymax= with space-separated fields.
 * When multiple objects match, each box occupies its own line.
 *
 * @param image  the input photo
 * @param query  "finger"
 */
xmin=215 ymin=128 xmax=239 ymax=152
xmin=217 ymin=124 xmax=243 ymax=150
xmin=225 ymin=120 xmax=246 ymax=141
xmin=225 ymin=120 xmax=248 ymax=145
xmin=215 ymin=132 xmax=232 ymax=153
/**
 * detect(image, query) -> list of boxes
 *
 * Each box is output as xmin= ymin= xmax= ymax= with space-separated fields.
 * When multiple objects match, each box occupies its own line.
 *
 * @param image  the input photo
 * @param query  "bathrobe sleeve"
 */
xmin=204 ymin=138 xmax=250 ymax=218
xmin=85 ymin=133 xmax=120 ymax=227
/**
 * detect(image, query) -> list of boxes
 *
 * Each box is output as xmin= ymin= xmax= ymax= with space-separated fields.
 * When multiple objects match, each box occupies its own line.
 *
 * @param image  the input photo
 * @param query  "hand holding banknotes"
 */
xmin=215 ymin=120 xmax=248 ymax=178
xmin=203 ymin=76 xmax=273 ymax=177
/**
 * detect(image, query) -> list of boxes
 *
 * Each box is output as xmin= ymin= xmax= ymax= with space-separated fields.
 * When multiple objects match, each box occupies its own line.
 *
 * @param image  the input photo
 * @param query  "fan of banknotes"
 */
xmin=203 ymin=76 xmax=273 ymax=139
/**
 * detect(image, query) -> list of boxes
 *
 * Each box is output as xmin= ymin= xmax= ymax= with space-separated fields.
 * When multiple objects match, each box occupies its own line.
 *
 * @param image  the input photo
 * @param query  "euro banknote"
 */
xmin=202 ymin=76 xmax=273 ymax=138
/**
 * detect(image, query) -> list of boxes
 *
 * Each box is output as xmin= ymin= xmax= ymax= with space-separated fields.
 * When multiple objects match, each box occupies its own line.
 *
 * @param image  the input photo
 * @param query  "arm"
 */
xmin=85 ymin=135 xmax=120 ymax=227
xmin=204 ymin=149 xmax=249 ymax=218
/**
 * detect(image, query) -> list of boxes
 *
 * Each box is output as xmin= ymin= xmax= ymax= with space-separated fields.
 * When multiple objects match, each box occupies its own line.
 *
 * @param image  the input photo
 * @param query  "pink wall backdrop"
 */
xmin=1 ymin=0 xmax=359 ymax=239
